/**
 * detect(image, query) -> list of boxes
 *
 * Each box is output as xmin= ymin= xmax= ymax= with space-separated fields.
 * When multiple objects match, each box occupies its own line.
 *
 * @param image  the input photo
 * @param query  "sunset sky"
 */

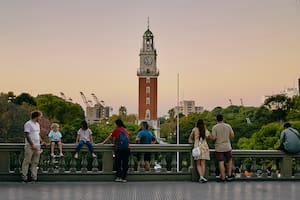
xmin=1 ymin=0 xmax=300 ymax=116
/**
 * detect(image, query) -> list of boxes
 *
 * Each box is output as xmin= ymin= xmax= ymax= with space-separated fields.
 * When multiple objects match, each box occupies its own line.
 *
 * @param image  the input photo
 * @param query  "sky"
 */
xmin=1 ymin=0 xmax=300 ymax=116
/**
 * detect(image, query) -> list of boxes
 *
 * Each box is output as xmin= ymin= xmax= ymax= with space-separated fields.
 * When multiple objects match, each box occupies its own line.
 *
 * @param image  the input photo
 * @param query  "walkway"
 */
xmin=1 ymin=181 xmax=299 ymax=200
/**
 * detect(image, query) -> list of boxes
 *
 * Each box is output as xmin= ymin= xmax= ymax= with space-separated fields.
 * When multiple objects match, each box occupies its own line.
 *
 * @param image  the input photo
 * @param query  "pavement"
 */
xmin=0 ymin=181 xmax=300 ymax=200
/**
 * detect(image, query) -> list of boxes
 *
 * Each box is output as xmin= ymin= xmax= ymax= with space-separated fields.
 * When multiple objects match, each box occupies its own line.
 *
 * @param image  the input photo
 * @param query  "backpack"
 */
xmin=117 ymin=129 xmax=129 ymax=150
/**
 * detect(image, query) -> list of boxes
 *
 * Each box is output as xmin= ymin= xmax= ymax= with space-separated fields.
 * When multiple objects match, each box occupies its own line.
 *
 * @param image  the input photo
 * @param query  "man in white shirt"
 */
xmin=21 ymin=110 xmax=43 ymax=183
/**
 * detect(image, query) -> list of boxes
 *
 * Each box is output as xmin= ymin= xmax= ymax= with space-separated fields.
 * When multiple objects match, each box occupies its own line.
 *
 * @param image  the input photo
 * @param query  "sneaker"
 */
xmin=21 ymin=175 xmax=28 ymax=183
xmin=59 ymin=153 xmax=64 ymax=157
xmin=28 ymin=180 xmax=37 ymax=184
xmin=122 ymin=179 xmax=127 ymax=183
xmin=226 ymin=174 xmax=235 ymax=182
xmin=199 ymin=177 xmax=208 ymax=183
xmin=92 ymin=153 xmax=97 ymax=158
xmin=22 ymin=179 xmax=28 ymax=183
xmin=50 ymin=153 xmax=55 ymax=157
xmin=114 ymin=177 xmax=122 ymax=182
xmin=74 ymin=153 xmax=78 ymax=159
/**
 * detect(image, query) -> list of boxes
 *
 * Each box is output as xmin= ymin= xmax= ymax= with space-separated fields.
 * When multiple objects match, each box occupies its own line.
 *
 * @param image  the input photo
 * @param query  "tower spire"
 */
xmin=147 ymin=17 xmax=150 ymax=29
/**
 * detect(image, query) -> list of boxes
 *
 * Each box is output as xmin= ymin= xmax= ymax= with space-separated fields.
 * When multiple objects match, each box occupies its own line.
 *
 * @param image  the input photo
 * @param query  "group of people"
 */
xmin=189 ymin=114 xmax=234 ymax=183
xmin=21 ymin=110 xmax=156 ymax=183
xmin=20 ymin=110 xmax=299 ymax=184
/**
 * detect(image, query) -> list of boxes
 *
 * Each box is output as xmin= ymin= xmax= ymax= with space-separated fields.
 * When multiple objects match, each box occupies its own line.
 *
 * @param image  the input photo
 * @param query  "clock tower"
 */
xmin=137 ymin=24 xmax=159 ymax=137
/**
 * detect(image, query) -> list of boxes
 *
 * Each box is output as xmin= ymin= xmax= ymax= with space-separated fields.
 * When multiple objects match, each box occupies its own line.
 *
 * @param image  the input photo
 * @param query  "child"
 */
xmin=74 ymin=120 xmax=97 ymax=159
xmin=48 ymin=123 xmax=63 ymax=157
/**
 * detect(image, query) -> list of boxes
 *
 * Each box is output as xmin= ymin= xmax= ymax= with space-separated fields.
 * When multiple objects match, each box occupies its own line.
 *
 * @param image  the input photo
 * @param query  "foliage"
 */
xmin=14 ymin=93 xmax=37 ymax=106
xmin=263 ymin=94 xmax=291 ymax=122
xmin=237 ymin=123 xmax=282 ymax=150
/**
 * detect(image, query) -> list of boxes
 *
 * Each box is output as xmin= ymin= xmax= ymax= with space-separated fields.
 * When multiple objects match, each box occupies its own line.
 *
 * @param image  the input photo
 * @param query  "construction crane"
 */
xmin=91 ymin=93 xmax=105 ymax=106
xmin=80 ymin=92 xmax=92 ymax=107
xmin=240 ymin=98 xmax=244 ymax=106
xmin=60 ymin=92 xmax=73 ymax=102
xmin=60 ymin=92 xmax=67 ymax=100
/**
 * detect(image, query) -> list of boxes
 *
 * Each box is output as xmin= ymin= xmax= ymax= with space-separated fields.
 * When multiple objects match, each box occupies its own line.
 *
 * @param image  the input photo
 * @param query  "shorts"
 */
xmin=137 ymin=152 xmax=151 ymax=162
xmin=51 ymin=141 xmax=61 ymax=145
xmin=216 ymin=151 xmax=232 ymax=161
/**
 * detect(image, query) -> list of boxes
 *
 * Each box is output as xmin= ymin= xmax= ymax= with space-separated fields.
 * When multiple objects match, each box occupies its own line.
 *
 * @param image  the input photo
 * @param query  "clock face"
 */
xmin=144 ymin=56 xmax=153 ymax=65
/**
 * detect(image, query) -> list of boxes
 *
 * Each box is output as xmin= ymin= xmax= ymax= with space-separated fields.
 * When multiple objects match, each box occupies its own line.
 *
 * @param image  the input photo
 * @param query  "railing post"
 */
xmin=0 ymin=152 xmax=10 ymax=173
xmin=281 ymin=155 xmax=292 ymax=178
xmin=102 ymin=151 xmax=113 ymax=172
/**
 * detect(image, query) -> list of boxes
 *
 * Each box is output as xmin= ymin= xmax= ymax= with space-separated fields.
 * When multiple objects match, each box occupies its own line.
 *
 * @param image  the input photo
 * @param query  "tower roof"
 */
xmin=144 ymin=29 xmax=153 ymax=37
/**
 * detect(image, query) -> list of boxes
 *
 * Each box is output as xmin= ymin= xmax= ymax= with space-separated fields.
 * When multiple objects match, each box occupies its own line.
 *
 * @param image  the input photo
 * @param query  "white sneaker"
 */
xmin=59 ymin=153 xmax=64 ymax=157
xmin=199 ymin=176 xmax=208 ymax=183
xmin=92 ymin=153 xmax=97 ymax=158
xmin=74 ymin=153 xmax=78 ymax=159
xmin=50 ymin=153 xmax=55 ymax=157
xmin=114 ymin=177 xmax=122 ymax=182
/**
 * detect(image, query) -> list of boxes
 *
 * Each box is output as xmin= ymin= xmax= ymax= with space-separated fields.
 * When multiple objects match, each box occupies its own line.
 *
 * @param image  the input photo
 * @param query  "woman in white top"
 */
xmin=189 ymin=119 xmax=211 ymax=183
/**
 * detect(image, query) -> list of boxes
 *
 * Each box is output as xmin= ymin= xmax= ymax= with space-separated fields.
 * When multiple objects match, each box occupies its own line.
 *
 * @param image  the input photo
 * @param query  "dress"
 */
xmin=192 ymin=127 xmax=210 ymax=160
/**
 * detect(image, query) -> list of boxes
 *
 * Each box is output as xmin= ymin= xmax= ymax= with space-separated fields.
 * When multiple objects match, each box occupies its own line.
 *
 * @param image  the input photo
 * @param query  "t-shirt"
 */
xmin=280 ymin=127 xmax=300 ymax=153
xmin=111 ymin=127 xmax=130 ymax=149
xmin=212 ymin=122 xmax=234 ymax=152
xmin=136 ymin=129 xmax=156 ymax=144
xmin=24 ymin=120 xmax=40 ymax=146
xmin=77 ymin=128 xmax=92 ymax=142
xmin=48 ymin=130 xmax=62 ymax=142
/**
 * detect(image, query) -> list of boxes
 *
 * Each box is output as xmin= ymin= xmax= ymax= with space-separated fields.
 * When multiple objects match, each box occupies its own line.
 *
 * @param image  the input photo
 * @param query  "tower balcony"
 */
xmin=137 ymin=69 xmax=159 ymax=76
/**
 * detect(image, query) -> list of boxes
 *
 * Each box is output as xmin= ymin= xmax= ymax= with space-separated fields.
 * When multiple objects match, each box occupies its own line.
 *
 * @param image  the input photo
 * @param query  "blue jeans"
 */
xmin=76 ymin=140 xmax=94 ymax=153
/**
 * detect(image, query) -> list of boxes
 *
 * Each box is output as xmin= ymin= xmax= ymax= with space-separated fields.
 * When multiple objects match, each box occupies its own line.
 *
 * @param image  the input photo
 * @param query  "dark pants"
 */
xmin=115 ymin=149 xmax=130 ymax=179
xmin=76 ymin=140 xmax=94 ymax=153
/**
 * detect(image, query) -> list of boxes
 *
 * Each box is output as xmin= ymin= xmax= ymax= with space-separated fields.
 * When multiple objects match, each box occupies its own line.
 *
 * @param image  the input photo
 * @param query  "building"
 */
xmin=80 ymin=92 xmax=111 ymax=124
xmin=137 ymin=24 xmax=160 ymax=138
xmin=262 ymin=78 xmax=300 ymax=104
xmin=171 ymin=100 xmax=204 ymax=117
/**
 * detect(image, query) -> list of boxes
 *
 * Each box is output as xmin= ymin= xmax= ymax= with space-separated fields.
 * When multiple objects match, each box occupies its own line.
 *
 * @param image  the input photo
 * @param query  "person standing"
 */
xmin=101 ymin=119 xmax=130 ymax=183
xmin=136 ymin=121 xmax=156 ymax=171
xmin=279 ymin=122 xmax=300 ymax=153
xmin=188 ymin=119 xmax=211 ymax=183
xmin=211 ymin=114 xmax=234 ymax=182
xmin=21 ymin=110 xmax=44 ymax=183
xmin=74 ymin=120 xmax=97 ymax=159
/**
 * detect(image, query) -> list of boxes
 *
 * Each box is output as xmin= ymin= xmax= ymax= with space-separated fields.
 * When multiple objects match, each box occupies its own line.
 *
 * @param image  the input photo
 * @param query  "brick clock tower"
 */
xmin=137 ymin=24 xmax=160 ymax=138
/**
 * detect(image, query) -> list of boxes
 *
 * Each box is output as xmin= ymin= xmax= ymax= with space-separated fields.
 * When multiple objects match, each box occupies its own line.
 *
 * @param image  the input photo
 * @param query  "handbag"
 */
xmin=192 ymin=147 xmax=201 ymax=157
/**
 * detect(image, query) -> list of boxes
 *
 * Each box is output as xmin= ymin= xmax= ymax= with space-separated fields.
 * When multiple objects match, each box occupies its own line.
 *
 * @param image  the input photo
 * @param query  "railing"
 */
xmin=0 ymin=143 xmax=300 ymax=182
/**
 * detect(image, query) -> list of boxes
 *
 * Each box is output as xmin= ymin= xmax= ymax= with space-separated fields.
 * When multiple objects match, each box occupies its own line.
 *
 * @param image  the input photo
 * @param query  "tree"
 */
xmin=287 ymin=96 xmax=300 ymax=121
xmin=263 ymin=94 xmax=292 ymax=122
xmin=14 ymin=93 xmax=36 ymax=106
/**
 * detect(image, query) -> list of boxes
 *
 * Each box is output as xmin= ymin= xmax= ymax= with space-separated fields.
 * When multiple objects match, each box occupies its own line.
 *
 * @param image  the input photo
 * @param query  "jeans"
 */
xmin=76 ymin=140 xmax=94 ymax=153
xmin=115 ymin=149 xmax=130 ymax=179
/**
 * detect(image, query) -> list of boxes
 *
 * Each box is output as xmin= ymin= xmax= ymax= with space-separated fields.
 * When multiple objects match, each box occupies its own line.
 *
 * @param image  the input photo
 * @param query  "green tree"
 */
xmin=287 ymin=96 xmax=300 ymax=121
xmin=14 ymin=93 xmax=37 ymax=106
xmin=263 ymin=94 xmax=292 ymax=122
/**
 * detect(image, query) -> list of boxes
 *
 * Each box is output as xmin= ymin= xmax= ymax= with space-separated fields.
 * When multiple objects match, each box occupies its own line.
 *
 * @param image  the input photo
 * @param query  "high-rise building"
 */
xmin=171 ymin=100 xmax=204 ymax=117
xmin=137 ymin=24 xmax=159 ymax=137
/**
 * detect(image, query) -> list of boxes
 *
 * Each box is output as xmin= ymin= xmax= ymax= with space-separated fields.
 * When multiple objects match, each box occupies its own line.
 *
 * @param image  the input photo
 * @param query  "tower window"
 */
xmin=145 ymin=109 xmax=150 ymax=120
xmin=146 ymin=86 xmax=150 ymax=94
xmin=146 ymin=97 xmax=150 ymax=105
xmin=146 ymin=77 xmax=150 ymax=83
